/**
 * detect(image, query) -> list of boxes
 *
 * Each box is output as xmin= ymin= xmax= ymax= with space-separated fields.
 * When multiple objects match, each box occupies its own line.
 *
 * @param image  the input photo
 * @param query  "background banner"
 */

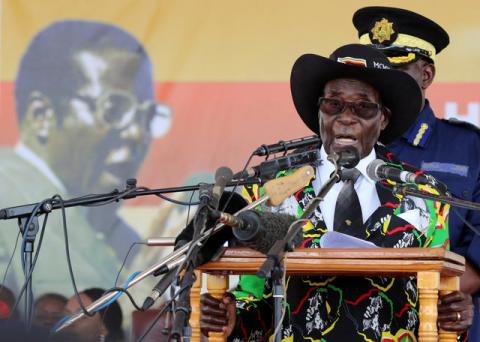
xmin=0 ymin=0 xmax=479 ymax=332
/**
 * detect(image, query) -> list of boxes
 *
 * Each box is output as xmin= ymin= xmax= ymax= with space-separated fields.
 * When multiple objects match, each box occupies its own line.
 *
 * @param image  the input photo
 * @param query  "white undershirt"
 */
xmin=312 ymin=146 xmax=380 ymax=231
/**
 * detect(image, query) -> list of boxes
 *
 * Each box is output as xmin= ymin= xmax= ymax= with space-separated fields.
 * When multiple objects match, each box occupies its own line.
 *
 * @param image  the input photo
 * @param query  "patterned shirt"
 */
xmin=229 ymin=145 xmax=449 ymax=342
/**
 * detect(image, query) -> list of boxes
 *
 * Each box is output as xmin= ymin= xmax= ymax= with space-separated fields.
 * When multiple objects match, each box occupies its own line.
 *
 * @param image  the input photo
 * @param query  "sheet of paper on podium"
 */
xmin=319 ymin=231 xmax=379 ymax=248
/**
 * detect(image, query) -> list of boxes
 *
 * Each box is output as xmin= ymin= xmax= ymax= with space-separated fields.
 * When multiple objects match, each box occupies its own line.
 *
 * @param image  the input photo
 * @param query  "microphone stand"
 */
xmin=52 ymin=164 xmax=315 ymax=333
xmin=0 ymin=179 xmax=260 ymax=220
xmin=21 ymin=215 xmax=39 ymax=328
xmin=0 ymin=178 xmax=258 ymax=329
xmin=257 ymin=159 xmax=342 ymax=342
xmin=54 ymin=196 xmax=270 ymax=333
xmin=170 ymin=184 xmax=212 ymax=341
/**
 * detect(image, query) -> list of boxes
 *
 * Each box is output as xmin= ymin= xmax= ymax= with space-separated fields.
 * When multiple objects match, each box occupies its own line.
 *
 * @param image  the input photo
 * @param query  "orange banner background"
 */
xmin=2 ymin=1 xmax=479 ymax=197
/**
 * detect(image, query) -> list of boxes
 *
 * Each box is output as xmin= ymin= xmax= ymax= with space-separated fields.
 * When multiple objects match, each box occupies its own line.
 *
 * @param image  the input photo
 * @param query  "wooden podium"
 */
xmin=191 ymin=247 xmax=465 ymax=342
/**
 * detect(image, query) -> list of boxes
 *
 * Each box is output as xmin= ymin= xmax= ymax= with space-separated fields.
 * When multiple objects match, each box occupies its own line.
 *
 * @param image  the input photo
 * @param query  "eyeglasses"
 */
xmin=318 ymin=97 xmax=381 ymax=119
xmin=72 ymin=90 xmax=171 ymax=138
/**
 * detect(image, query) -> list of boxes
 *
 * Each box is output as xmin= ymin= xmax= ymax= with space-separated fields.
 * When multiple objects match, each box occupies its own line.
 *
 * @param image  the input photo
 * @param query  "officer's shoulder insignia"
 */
xmin=443 ymin=118 xmax=480 ymax=134
xmin=413 ymin=122 xmax=429 ymax=146
xmin=369 ymin=17 xmax=398 ymax=45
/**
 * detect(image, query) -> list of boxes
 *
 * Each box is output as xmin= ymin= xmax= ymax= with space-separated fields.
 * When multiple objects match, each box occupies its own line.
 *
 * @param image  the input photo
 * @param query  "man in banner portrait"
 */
xmin=0 ymin=20 xmax=172 ymax=297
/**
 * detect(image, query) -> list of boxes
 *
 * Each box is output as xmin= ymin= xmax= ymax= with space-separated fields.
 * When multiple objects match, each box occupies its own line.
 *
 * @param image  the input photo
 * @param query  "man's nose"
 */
xmin=120 ymin=123 xmax=147 ymax=142
xmin=337 ymin=104 xmax=358 ymax=124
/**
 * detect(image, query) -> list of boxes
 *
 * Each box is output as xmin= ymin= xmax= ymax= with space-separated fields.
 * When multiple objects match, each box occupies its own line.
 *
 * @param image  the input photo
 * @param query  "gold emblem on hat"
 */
xmin=371 ymin=18 xmax=395 ymax=44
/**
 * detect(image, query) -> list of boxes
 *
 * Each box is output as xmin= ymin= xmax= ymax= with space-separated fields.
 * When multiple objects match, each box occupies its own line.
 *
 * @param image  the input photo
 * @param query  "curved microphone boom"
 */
xmin=366 ymin=159 xmax=429 ymax=185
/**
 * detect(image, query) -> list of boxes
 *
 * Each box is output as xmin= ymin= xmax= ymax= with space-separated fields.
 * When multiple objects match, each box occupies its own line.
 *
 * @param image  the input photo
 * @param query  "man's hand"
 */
xmin=438 ymin=291 xmax=473 ymax=332
xmin=200 ymin=293 xmax=236 ymax=338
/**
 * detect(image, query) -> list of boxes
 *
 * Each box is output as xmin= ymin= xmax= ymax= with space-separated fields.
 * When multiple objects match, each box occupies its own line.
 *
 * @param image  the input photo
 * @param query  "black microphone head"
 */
xmin=366 ymin=159 xmax=386 ymax=182
xmin=337 ymin=145 xmax=360 ymax=169
xmin=234 ymin=211 xmax=301 ymax=254
xmin=212 ymin=167 xmax=234 ymax=208
xmin=215 ymin=166 xmax=234 ymax=185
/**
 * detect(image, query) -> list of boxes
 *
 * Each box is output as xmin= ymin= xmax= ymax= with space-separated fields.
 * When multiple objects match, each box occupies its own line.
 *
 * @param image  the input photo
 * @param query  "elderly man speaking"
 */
xmin=198 ymin=44 xmax=472 ymax=341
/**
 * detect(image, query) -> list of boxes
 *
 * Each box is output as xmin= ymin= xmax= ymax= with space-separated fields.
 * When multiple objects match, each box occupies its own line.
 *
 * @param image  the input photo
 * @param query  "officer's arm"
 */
xmin=460 ymin=167 xmax=480 ymax=294
xmin=460 ymin=261 xmax=480 ymax=294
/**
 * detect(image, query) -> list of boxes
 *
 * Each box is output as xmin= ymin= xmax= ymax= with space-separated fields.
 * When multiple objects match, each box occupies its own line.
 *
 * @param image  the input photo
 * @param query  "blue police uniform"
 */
xmin=388 ymin=100 xmax=480 ymax=339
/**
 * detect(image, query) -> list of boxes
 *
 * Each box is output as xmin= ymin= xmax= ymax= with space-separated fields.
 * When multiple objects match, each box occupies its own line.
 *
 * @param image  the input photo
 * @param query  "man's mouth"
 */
xmin=334 ymin=134 xmax=358 ymax=145
xmin=106 ymin=146 xmax=130 ymax=164
xmin=100 ymin=171 xmax=123 ymax=187
xmin=100 ymin=146 xmax=137 ymax=188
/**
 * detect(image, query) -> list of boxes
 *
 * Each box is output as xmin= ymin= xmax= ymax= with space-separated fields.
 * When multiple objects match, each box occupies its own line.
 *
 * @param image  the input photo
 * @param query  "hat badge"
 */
xmin=370 ymin=18 xmax=395 ymax=44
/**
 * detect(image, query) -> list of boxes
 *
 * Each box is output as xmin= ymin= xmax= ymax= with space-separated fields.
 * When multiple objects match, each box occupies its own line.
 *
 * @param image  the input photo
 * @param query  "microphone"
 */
xmin=328 ymin=146 xmax=360 ymax=169
xmin=199 ymin=167 xmax=233 ymax=208
xmin=253 ymin=135 xmax=320 ymax=156
xmin=211 ymin=167 xmax=234 ymax=209
xmin=233 ymin=149 xmax=320 ymax=180
xmin=142 ymin=267 xmax=179 ymax=310
xmin=212 ymin=209 xmax=300 ymax=254
xmin=366 ymin=159 xmax=429 ymax=185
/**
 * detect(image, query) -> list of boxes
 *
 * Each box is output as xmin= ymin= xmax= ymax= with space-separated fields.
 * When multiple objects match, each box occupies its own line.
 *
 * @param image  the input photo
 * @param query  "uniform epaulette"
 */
xmin=442 ymin=118 xmax=480 ymax=133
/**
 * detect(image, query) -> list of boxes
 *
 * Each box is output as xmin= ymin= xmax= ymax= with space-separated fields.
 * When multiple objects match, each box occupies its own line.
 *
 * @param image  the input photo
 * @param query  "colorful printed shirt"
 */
xmin=228 ymin=145 xmax=449 ymax=342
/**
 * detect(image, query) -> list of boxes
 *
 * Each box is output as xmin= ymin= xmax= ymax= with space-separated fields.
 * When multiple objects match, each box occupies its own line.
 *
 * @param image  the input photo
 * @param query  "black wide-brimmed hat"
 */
xmin=352 ymin=6 xmax=449 ymax=65
xmin=290 ymin=44 xmax=422 ymax=144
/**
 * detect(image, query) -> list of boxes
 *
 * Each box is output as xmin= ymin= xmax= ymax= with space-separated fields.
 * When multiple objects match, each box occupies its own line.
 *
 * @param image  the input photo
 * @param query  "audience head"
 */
xmin=33 ymin=293 xmax=68 ymax=329
xmin=0 ymin=285 xmax=16 ymax=320
xmin=64 ymin=288 xmax=123 ymax=341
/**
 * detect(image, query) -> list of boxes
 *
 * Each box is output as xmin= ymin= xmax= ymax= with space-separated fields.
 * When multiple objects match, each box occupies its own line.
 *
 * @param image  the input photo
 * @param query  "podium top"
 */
xmin=198 ymin=247 xmax=465 ymax=277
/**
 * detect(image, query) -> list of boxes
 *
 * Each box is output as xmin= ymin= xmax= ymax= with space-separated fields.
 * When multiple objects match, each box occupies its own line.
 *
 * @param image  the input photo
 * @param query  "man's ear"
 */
xmin=422 ymin=62 xmax=436 ymax=90
xmin=21 ymin=91 xmax=56 ymax=144
xmin=380 ymin=106 xmax=391 ymax=131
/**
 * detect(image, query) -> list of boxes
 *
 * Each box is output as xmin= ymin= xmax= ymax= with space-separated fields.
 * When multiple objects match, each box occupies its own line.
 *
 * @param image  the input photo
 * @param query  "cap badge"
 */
xmin=370 ymin=18 xmax=395 ymax=44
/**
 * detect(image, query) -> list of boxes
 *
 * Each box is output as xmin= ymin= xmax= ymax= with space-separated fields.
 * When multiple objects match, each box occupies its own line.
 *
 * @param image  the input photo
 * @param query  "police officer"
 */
xmin=353 ymin=6 xmax=480 ymax=337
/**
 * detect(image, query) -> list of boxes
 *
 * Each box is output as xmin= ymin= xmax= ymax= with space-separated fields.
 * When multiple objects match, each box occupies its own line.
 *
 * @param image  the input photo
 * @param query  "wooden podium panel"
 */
xmin=194 ymin=247 xmax=465 ymax=342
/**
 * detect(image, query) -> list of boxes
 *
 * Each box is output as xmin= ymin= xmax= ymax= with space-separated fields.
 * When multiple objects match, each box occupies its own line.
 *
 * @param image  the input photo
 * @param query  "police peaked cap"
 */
xmin=353 ymin=6 xmax=449 ymax=64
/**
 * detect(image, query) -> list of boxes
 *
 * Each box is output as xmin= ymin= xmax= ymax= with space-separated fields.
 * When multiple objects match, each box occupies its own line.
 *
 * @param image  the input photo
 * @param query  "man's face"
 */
xmin=319 ymin=78 xmax=389 ymax=159
xmin=47 ymin=49 xmax=171 ymax=195
xmin=64 ymin=293 xmax=105 ymax=340
xmin=33 ymin=297 xmax=66 ymax=329
xmin=392 ymin=58 xmax=434 ymax=107
xmin=393 ymin=60 xmax=425 ymax=88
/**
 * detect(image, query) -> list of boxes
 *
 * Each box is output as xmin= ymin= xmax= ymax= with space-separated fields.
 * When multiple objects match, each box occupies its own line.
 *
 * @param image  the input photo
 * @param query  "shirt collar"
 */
xmin=320 ymin=145 xmax=377 ymax=184
xmin=401 ymin=100 xmax=436 ymax=148
xmin=15 ymin=143 xmax=67 ymax=192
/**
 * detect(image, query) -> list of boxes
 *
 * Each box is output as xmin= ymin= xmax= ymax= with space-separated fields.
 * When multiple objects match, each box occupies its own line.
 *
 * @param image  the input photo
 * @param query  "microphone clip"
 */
xmin=198 ymin=182 xmax=213 ymax=205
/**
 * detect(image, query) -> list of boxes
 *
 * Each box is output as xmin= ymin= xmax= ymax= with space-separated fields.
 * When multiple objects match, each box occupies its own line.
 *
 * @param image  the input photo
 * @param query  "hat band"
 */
xmin=388 ymin=53 xmax=417 ymax=65
xmin=359 ymin=33 xmax=436 ymax=61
